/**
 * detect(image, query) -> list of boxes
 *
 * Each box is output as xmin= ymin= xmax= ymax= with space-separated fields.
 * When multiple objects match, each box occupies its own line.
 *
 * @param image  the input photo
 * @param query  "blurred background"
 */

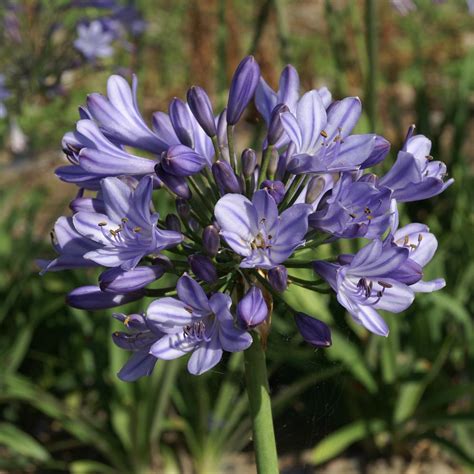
xmin=0 ymin=0 xmax=473 ymax=473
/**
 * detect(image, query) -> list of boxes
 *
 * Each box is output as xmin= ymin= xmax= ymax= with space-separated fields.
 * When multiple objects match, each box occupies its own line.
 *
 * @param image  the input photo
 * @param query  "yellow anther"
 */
xmin=98 ymin=221 xmax=107 ymax=227
xmin=133 ymin=226 xmax=142 ymax=233
xmin=121 ymin=217 xmax=129 ymax=223
xmin=320 ymin=130 xmax=328 ymax=138
xmin=124 ymin=315 xmax=131 ymax=326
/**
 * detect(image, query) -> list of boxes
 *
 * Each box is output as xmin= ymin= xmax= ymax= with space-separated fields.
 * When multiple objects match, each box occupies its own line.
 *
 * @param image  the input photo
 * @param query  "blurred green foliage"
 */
xmin=0 ymin=0 xmax=473 ymax=472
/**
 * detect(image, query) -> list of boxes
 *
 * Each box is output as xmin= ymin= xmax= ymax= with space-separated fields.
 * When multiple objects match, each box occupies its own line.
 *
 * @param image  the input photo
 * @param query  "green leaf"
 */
xmin=310 ymin=419 xmax=387 ymax=465
xmin=0 ymin=422 xmax=50 ymax=462
xmin=69 ymin=460 xmax=119 ymax=474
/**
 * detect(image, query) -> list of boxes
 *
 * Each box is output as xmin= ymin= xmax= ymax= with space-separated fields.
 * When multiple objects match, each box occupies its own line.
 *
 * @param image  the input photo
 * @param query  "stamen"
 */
xmin=98 ymin=221 xmax=107 ymax=227
xmin=121 ymin=217 xmax=129 ymax=223
xmin=320 ymin=130 xmax=328 ymax=138
xmin=378 ymin=281 xmax=393 ymax=288
xmin=133 ymin=226 xmax=142 ymax=233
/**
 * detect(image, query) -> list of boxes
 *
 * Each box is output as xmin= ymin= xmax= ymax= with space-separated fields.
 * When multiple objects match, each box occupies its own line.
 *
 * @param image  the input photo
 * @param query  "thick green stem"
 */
xmin=244 ymin=333 xmax=279 ymax=474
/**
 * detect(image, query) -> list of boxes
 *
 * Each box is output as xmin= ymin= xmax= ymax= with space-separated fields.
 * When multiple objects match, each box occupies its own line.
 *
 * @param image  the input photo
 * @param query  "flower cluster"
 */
xmin=41 ymin=56 xmax=452 ymax=380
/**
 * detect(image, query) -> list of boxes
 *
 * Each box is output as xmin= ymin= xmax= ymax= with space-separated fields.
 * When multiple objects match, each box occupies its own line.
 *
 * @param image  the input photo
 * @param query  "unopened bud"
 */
xmin=187 ymin=86 xmax=217 ymax=137
xmin=161 ymin=144 xmax=206 ymax=177
xmin=176 ymin=198 xmax=191 ymax=220
xmin=226 ymin=56 xmax=260 ymax=125
xmin=268 ymin=265 xmax=288 ymax=292
xmin=169 ymin=97 xmax=194 ymax=148
xmin=203 ymin=225 xmax=220 ymax=256
xmin=212 ymin=160 xmax=241 ymax=194
xmin=165 ymin=213 xmax=181 ymax=232
xmin=295 ymin=313 xmax=332 ymax=348
xmin=242 ymin=148 xmax=257 ymax=177
xmin=237 ymin=286 xmax=268 ymax=328
xmin=267 ymin=104 xmax=289 ymax=145
xmin=155 ymin=163 xmax=191 ymax=199
xmin=188 ymin=254 xmax=218 ymax=283
xmin=305 ymin=176 xmax=326 ymax=204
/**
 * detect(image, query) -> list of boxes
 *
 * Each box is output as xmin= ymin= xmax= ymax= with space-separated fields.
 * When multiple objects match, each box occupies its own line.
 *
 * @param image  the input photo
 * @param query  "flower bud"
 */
xmin=99 ymin=265 xmax=166 ymax=293
xmin=203 ymin=225 xmax=220 ymax=256
xmin=212 ymin=160 xmax=241 ymax=194
xmin=267 ymin=147 xmax=280 ymax=180
xmin=261 ymin=180 xmax=285 ymax=205
xmin=188 ymin=254 xmax=218 ymax=283
xmin=188 ymin=217 xmax=201 ymax=233
xmin=268 ymin=265 xmax=288 ymax=292
xmin=113 ymin=312 xmax=147 ymax=330
xmin=360 ymin=135 xmax=390 ymax=169
xmin=242 ymin=148 xmax=257 ymax=177
xmin=169 ymin=97 xmax=194 ymax=147
xmin=176 ymin=198 xmax=191 ymax=220
xmin=295 ymin=313 xmax=332 ymax=348
xmin=66 ymin=285 xmax=144 ymax=310
xmin=305 ymin=176 xmax=326 ymax=204
xmin=226 ymin=56 xmax=260 ymax=125
xmin=155 ymin=163 xmax=191 ymax=199
xmin=187 ymin=86 xmax=217 ymax=137
xmin=161 ymin=144 xmax=206 ymax=177
xmin=112 ymin=330 xmax=155 ymax=351
xmin=267 ymin=104 xmax=289 ymax=145
xmin=165 ymin=213 xmax=181 ymax=232
xmin=237 ymin=286 xmax=268 ymax=328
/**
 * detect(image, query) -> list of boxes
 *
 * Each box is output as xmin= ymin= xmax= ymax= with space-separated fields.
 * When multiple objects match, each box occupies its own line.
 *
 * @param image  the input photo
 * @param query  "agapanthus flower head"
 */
xmin=41 ymin=56 xmax=450 ymax=378
xmin=74 ymin=20 xmax=115 ymax=59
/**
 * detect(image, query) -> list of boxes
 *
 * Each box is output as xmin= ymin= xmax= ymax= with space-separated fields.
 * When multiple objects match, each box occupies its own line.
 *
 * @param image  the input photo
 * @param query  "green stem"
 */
xmin=244 ymin=333 xmax=279 ymax=474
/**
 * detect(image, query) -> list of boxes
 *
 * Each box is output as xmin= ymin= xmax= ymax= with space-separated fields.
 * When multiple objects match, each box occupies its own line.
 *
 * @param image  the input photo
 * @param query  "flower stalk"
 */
xmin=244 ymin=332 xmax=279 ymax=474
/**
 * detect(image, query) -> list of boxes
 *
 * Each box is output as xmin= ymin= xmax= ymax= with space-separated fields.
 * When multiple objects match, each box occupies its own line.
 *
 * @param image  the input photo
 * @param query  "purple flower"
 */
xmin=214 ymin=190 xmax=312 ymax=269
xmin=378 ymin=131 xmax=454 ymax=202
xmin=112 ymin=313 xmax=161 ymax=382
xmin=86 ymin=75 xmax=170 ymax=153
xmin=237 ymin=286 xmax=268 ymax=328
xmin=313 ymin=239 xmax=424 ymax=336
xmin=281 ymin=95 xmax=378 ymax=174
xmin=226 ymin=56 xmax=260 ymax=125
xmin=392 ymin=223 xmax=446 ymax=293
xmin=57 ymin=119 xmax=158 ymax=189
xmin=309 ymin=173 xmax=393 ymax=240
xmin=268 ymin=265 xmax=288 ymax=292
xmin=147 ymin=275 xmax=252 ymax=375
xmin=74 ymin=21 xmax=114 ymax=59
xmin=37 ymin=216 xmax=100 ymax=274
xmin=73 ymin=176 xmax=182 ymax=270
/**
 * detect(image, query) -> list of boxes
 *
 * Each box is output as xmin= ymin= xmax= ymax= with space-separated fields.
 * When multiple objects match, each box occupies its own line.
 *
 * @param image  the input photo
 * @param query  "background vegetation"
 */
xmin=0 ymin=0 xmax=473 ymax=472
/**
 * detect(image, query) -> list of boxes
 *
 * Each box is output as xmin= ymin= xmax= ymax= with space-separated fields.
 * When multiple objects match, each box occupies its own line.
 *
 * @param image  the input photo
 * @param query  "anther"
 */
xmin=121 ymin=217 xmax=129 ymax=223
xmin=378 ymin=281 xmax=393 ymax=289
xmin=320 ymin=130 xmax=328 ymax=138
xmin=98 ymin=221 xmax=107 ymax=227
xmin=133 ymin=226 xmax=142 ymax=233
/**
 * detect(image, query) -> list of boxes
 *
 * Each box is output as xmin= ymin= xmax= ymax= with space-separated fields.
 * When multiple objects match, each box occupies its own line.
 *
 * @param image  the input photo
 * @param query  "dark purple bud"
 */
xmin=155 ymin=163 xmax=192 ymax=199
xmin=203 ymin=225 xmax=220 ymax=256
xmin=212 ymin=160 xmax=242 ymax=194
xmin=176 ymin=198 xmax=191 ymax=220
xmin=260 ymin=180 xmax=285 ymax=205
xmin=165 ymin=213 xmax=181 ymax=232
xmin=188 ymin=254 xmax=218 ymax=283
xmin=188 ymin=217 xmax=201 ymax=233
xmin=112 ymin=331 xmax=156 ymax=351
xmin=295 ymin=313 xmax=332 ymax=348
xmin=360 ymin=136 xmax=390 ymax=169
xmin=66 ymin=285 xmax=144 ymax=310
xmin=169 ymin=98 xmax=194 ymax=147
xmin=267 ymin=104 xmax=289 ymax=145
xmin=99 ymin=265 xmax=166 ymax=293
xmin=161 ymin=144 xmax=207 ymax=176
xmin=237 ymin=286 xmax=268 ymax=328
xmin=242 ymin=148 xmax=257 ymax=177
xmin=187 ymin=86 xmax=217 ymax=137
xmin=268 ymin=265 xmax=288 ymax=292
xmin=305 ymin=176 xmax=326 ymax=204
xmin=226 ymin=56 xmax=260 ymax=125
